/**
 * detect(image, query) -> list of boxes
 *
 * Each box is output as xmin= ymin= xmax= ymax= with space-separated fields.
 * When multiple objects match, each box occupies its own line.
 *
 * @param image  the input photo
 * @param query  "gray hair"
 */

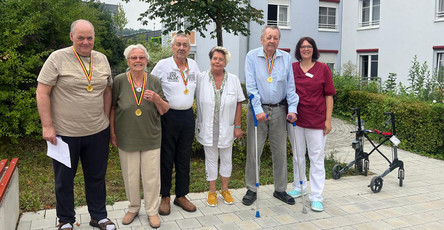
xmin=123 ymin=44 xmax=150 ymax=61
xmin=209 ymin=46 xmax=231 ymax=63
xmin=70 ymin=19 xmax=95 ymax=35
xmin=260 ymin=25 xmax=281 ymax=39
xmin=171 ymin=33 xmax=191 ymax=46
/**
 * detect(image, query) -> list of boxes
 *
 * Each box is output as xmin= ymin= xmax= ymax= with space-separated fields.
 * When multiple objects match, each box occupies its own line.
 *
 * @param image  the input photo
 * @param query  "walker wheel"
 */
xmin=398 ymin=168 xmax=404 ymax=187
xmin=332 ymin=164 xmax=343 ymax=180
xmin=369 ymin=176 xmax=383 ymax=193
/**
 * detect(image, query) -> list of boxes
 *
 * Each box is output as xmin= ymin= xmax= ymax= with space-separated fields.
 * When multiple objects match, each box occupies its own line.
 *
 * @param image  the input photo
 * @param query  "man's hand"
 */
xmin=286 ymin=113 xmax=297 ymax=123
xmin=256 ymin=112 xmax=268 ymax=122
xmin=43 ymin=126 xmax=57 ymax=145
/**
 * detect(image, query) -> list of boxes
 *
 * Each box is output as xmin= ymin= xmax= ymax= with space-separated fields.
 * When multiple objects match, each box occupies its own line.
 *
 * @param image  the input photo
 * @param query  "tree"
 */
xmin=0 ymin=0 xmax=125 ymax=141
xmin=126 ymin=0 xmax=264 ymax=46
xmin=113 ymin=3 xmax=128 ymax=32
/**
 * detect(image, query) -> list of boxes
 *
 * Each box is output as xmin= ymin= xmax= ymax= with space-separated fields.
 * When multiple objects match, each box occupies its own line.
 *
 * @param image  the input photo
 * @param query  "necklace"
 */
xmin=132 ymin=76 xmax=143 ymax=92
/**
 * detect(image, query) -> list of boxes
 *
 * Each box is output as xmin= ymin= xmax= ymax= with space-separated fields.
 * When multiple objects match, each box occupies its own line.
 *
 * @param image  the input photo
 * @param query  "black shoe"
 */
xmin=273 ymin=191 xmax=295 ymax=205
xmin=242 ymin=189 xmax=257 ymax=206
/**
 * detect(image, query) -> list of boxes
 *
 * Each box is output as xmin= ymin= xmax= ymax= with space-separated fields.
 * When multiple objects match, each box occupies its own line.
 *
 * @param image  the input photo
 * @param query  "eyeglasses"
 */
xmin=300 ymin=45 xmax=313 ymax=50
xmin=129 ymin=56 xmax=146 ymax=61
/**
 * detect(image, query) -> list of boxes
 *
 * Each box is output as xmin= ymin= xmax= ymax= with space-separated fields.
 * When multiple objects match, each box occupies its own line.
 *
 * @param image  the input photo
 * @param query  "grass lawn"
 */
xmin=1 ymin=138 xmax=359 ymax=213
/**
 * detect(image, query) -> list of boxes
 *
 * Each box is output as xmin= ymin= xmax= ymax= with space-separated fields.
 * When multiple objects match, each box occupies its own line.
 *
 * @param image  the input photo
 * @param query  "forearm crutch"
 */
xmin=249 ymin=94 xmax=260 ymax=218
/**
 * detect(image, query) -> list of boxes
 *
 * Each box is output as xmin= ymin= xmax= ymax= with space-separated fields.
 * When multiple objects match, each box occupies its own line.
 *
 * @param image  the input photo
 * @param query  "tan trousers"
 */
xmin=119 ymin=148 xmax=160 ymax=216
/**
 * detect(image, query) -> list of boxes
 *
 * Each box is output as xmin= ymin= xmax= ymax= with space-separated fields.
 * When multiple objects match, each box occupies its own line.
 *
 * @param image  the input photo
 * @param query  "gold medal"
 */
xmin=184 ymin=88 xmax=189 ymax=95
xmin=87 ymin=84 xmax=93 ymax=92
xmin=267 ymin=76 xmax=273 ymax=83
xmin=135 ymin=109 xmax=142 ymax=116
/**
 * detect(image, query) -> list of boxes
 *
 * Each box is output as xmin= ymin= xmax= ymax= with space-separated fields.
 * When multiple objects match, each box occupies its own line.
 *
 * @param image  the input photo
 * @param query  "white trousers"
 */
xmin=119 ymin=148 xmax=160 ymax=216
xmin=288 ymin=124 xmax=326 ymax=202
xmin=204 ymin=145 xmax=233 ymax=181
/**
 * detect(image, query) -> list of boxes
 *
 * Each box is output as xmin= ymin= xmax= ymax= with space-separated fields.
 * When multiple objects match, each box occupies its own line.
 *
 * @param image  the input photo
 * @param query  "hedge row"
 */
xmin=334 ymin=89 xmax=444 ymax=157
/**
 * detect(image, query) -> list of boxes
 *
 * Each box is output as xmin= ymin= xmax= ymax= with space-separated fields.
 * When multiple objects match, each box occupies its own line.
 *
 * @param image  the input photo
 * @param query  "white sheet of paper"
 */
xmin=46 ymin=137 xmax=71 ymax=168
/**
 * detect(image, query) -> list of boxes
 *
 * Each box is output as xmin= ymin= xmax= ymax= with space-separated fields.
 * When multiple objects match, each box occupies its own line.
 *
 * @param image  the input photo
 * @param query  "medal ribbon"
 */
xmin=127 ymin=72 xmax=147 ymax=106
xmin=264 ymin=52 xmax=275 ymax=75
xmin=72 ymin=46 xmax=93 ymax=83
xmin=174 ymin=58 xmax=189 ymax=88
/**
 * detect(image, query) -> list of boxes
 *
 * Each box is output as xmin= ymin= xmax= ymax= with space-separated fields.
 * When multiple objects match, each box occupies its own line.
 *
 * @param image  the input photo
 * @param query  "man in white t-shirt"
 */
xmin=151 ymin=33 xmax=200 ymax=215
xmin=36 ymin=19 xmax=115 ymax=230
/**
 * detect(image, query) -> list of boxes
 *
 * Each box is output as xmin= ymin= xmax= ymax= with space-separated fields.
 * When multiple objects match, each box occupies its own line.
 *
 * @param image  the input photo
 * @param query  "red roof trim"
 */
xmin=356 ymin=48 xmax=379 ymax=53
xmin=279 ymin=48 xmax=291 ymax=53
xmin=319 ymin=49 xmax=338 ymax=53
xmin=433 ymin=46 xmax=444 ymax=50
xmin=320 ymin=0 xmax=340 ymax=3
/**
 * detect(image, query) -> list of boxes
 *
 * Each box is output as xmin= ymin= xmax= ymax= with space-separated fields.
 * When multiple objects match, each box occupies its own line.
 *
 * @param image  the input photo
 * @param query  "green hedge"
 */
xmin=334 ymin=89 xmax=444 ymax=157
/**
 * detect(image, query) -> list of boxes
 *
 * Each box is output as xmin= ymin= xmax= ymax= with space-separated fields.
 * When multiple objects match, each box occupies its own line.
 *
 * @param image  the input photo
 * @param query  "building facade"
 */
xmin=162 ymin=0 xmax=444 ymax=85
xmin=341 ymin=0 xmax=444 ymax=84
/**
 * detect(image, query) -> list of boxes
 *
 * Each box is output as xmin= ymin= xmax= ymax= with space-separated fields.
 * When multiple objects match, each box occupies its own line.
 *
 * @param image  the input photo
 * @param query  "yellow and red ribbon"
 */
xmin=72 ymin=46 xmax=93 ymax=83
xmin=264 ymin=52 xmax=275 ymax=75
xmin=174 ymin=58 xmax=189 ymax=88
xmin=127 ymin=72 xmax=147 ymax=106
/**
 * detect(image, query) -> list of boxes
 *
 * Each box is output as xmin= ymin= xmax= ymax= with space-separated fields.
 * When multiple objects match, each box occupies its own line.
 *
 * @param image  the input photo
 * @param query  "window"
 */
xmin=437 ymin=0 xmax=444 ymax=20
xmin=318 ymin=51 xmax=338 ymax=73
xmin=319 ymin=4 xmax=337 ymax=30
xmin=359 ymin=0 xmax=380 ymax=28
xmin=359 ymin=53 xmax=379 ymax=82
xmin=268 ymin=0 xmax=290 ymax=28
xmin=437 ymin=52 xmax=444 ymax=82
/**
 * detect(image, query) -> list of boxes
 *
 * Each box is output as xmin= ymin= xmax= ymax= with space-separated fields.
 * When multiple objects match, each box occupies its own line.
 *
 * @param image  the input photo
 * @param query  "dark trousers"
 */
xmin=53 ymin=126 xmax=110 ymax=223
xmin=160 ymin=109 xmax=194 ymax=197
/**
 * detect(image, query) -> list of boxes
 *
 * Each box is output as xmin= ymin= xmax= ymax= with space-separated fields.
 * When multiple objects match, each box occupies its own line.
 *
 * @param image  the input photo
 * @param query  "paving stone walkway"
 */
xmin=17 ymin=117 xmax=444 ymax=230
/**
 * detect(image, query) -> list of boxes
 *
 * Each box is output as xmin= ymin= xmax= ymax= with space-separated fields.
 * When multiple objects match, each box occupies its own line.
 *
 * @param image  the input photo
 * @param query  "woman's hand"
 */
xmin=324 ymin=119 xmax=332 ymax=136
xmin=143 ymin=89 xmax=159 ymax=102
xmin=110 ymin=131 xmax=118 ymax=148
xmin=234 ymin=127 xmax=243 ymax=139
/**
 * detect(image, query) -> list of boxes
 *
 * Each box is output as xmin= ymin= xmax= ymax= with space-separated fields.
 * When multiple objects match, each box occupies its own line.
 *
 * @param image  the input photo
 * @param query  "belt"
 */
xmin=263 ymin=100 xmax=287 ymax=107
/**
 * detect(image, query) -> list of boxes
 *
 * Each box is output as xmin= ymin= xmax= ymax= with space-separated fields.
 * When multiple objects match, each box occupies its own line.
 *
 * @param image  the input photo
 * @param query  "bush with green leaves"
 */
xmin=0 ymin=0 xmax=125 ymax=142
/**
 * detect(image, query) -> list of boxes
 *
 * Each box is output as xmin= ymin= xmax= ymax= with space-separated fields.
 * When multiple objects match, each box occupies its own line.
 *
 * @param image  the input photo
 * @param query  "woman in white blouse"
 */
xmin=195 ymin=46 xmax=245 ymax=207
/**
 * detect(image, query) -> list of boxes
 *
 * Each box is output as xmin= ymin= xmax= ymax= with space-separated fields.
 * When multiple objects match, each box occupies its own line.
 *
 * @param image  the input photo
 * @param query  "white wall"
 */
xmin=341 ymin=0 xmax=444 ymax=84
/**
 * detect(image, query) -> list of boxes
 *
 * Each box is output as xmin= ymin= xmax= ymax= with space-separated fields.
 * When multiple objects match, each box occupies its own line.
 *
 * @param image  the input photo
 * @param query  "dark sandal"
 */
xmin=89 ymin=218 xmax=116 ymax=230
xmin=57 ymin=222 xmax=73 ymax=230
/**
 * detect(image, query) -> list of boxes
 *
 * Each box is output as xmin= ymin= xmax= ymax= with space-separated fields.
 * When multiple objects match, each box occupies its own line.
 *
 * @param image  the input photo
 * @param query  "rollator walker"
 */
xmin=332 ymin=107 xmax=405 ymax=193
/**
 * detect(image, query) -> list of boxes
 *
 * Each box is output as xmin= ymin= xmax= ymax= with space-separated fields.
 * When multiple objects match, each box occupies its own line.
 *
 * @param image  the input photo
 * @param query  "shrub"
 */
xmin=334 ymin=90 xmax=444 ymax=156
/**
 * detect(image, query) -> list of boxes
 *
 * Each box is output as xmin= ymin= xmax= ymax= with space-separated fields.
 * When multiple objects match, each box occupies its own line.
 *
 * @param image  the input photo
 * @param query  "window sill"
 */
xmin=318 ymin=28 xmax=339 ymax=33
xmin=357 ymin=25 xmax=380 ymax=31
xmin=434 ymin=18 xmax=444 ymax=23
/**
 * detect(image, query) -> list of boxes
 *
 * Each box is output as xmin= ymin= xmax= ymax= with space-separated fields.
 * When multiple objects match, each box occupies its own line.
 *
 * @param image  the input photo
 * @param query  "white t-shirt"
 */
xmin=151 ymin=56 xmax=200 ymax=110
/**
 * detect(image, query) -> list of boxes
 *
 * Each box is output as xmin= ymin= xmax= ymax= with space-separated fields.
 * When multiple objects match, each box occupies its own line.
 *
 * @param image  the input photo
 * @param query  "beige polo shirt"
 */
xmin=37 ymin=46 xmax=112 ymax=137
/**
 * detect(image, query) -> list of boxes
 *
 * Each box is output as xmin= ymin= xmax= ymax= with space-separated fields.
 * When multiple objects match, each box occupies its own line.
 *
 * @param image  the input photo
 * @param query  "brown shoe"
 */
xmin=159 ymin=196 xmax=171 ymax=215
xmin=174 ymin=196 xmax=197 ymax=212
xmin=148 ymin=214 xmax=161 ymax=228
xmin=122 ymin=211 xmax=138 ymax=225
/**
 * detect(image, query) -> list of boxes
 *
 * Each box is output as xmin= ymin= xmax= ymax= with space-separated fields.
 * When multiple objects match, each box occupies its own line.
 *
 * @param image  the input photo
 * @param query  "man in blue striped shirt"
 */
xmin=243 ymin=25 xmax=299 ymax=206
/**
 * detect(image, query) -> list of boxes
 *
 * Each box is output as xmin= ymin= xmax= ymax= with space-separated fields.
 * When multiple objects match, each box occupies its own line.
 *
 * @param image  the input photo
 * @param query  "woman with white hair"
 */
xmin=110 ymin=44 xmax=169 ymax=228
xmin=195 ymin=46 xmax=245 ymax=206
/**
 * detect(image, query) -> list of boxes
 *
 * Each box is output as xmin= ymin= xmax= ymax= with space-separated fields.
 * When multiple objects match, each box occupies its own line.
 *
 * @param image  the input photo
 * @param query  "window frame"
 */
xmin=267 ymin=0 xmax=291 ymax=29
xmin=436 ymin=0 xmax=444 ymax=21
xmin=319 ymin=1 xmax=339 ymax=31
xmin=358 ymin=0 xmax=380 ymax=29
xmin=358 ymin=52 xmax=379 ymax=83
xmin=436 ymin=51 xmax=444 ymax=82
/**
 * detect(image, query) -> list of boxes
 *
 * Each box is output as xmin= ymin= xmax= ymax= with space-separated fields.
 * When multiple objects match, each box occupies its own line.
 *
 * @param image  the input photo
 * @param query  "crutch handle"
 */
xmin=249 ymin=94 xmax=258 ymax=127
xmin=288 ymin=115 xmax=296 ymax=127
